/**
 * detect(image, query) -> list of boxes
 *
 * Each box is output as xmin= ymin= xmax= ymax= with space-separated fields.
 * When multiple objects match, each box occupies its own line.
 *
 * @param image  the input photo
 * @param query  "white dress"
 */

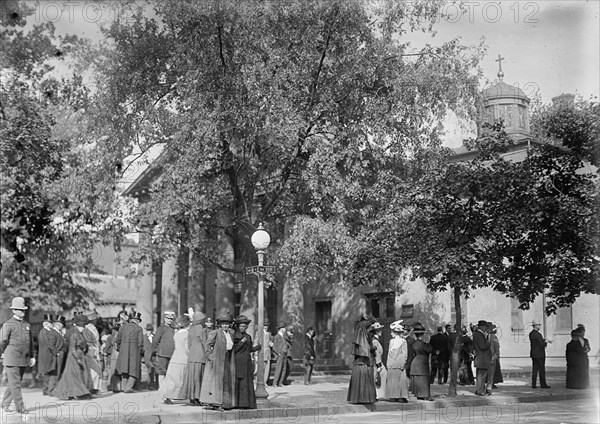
xmin=385 ymin=336 xmax=409 ymax=399
xmin=158 ymin=328 xmax=189 ymax=400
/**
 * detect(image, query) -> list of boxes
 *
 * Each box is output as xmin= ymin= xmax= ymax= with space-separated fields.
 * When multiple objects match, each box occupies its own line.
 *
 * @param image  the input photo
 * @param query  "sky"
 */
xmin=20 ymin=0 xmax=600 ymax=150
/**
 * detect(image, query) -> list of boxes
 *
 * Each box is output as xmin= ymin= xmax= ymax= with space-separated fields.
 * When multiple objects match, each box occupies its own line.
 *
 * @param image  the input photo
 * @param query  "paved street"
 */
xmin=1 ymin=369 xmax=597 ymax=424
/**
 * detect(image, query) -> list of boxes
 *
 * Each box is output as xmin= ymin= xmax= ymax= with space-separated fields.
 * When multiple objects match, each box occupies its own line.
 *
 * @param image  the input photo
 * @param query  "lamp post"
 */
xmin=250 ymin=223 xmax=271 ymax=399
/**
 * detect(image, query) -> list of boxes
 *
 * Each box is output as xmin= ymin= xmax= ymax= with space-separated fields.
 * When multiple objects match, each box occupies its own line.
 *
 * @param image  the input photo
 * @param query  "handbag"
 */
xmin=375 ymin=370 xmax=381 ymax=388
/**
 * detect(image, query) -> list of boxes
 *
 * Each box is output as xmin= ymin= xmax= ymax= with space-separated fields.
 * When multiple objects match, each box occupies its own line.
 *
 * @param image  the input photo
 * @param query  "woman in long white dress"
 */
xmin=385 ymin=320 xmax=409 ymax=402
xmin=158 ymin=315 xmax=191 ymax=404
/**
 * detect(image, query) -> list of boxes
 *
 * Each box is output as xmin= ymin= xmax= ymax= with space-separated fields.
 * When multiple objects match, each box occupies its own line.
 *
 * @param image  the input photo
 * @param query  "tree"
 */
xmin=0 ymin=1 xmax=128 ymax=309
xmin=85 ymin=0 xmax=485 ymax=321
xmin=343 ymin=116 xmax=599 ymax=395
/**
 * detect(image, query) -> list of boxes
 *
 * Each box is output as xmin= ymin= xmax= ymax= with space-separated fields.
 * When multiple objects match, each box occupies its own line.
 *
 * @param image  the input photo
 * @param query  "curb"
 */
xmin=136 ymin=390 xmax=596 ymax=423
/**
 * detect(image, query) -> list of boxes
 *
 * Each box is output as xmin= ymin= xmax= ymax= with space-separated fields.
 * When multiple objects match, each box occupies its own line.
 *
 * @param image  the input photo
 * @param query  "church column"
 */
xmin=136 ymin=236 xmax=154 ymax=328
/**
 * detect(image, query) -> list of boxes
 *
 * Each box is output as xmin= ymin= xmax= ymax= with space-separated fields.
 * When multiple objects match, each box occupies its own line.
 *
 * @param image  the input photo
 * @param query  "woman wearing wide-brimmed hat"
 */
xmin=52 ymin=314 xmax=93 ymax=400
xmin=385 ymin=320 xmax=409 ymax=402
xmin=406 ymin=323 xmax=433 ymax=401
xmin=158 ymin=314 xmax=191 ymax=404
xmin=200 ymin=312 xmax=237 ymax=410
xmin=347 ymin=314 xmax=377 ymax=404
xmin=233 ymin=314 xmax=261 ymax=409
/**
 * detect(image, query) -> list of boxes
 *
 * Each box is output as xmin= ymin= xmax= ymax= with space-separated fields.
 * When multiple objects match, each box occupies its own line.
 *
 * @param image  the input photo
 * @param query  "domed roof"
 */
xmin=482 ymin=81 xmax=529 ymax=101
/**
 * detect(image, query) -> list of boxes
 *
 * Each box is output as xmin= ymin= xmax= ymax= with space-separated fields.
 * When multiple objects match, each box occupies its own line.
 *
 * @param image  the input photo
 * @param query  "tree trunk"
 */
xmin=448 ymin=286 xmax=462 ymax=397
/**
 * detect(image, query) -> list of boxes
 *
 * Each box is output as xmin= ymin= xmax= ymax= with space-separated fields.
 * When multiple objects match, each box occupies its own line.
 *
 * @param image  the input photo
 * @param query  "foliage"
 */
xmin=531 ymin=97 xmax=600 ymax=169
xmin=0 ymin=2 xmax=128 ymax=309
xmin=86 ymin=0 xmax=485 ymax=290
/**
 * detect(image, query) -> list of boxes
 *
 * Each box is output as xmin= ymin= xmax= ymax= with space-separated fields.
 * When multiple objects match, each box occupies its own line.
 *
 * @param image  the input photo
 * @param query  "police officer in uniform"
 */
xmin=0 ymin=297 xmax=35 ymax=415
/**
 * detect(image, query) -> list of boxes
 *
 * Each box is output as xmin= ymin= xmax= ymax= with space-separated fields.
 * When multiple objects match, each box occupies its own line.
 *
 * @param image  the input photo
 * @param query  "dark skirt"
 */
xmin=493 ymin=358 xmax=503 ymax=383
xmin=347 ymin=356 xmax=376 ymax=404
xmin=235 ymin=363 xmax=256 ymax=409
xmin=181 ymin=362 xmax=205 ymax=400
xmin=221 ymin=351 xmax=234 ymax=409
xmin=566 ymin=366 xmax=589 ymax=389
xmin=412 ymin=375 xmax=430 ymax=398
xmin=52 ymin=351 xmax=92 ymax=399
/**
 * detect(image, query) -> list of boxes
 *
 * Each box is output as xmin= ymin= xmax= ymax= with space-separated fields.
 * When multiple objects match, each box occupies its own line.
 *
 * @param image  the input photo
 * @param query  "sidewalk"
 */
xmin=1 ymin=368 xmax=598 ymax=423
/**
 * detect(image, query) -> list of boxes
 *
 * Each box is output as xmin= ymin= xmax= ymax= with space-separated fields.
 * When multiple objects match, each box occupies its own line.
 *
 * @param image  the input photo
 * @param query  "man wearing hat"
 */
xmin=272 ymin=322 xmax=292 ymax=387
xmin=143 ymin=323 xmax=158 ymax=390
xmin=473 ymin=320 xmax=492 ymax=396
xmin=52 ymin=315 xmax=67 ymax=381
xmin=529 ymin=319 xmax=550 ymax=388
xmin=253 ymin=319 xmax=273 ymax=385
xmin=152 ymin=311 xmax=176 ymax=388
xmin=115 ymin=312 xmax=144 ymax=393
xmin=0 ymin=297 xmax=34 ymax=414
xmin=37 ymin=314 xmax=61 ymax=395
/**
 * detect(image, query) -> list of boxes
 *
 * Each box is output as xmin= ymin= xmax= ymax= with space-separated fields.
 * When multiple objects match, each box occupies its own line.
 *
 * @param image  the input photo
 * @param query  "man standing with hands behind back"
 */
xmin=1 ymin=297 xmax=35 ymax=416
xmin=529 ymin=319 xmax=551 ymax=388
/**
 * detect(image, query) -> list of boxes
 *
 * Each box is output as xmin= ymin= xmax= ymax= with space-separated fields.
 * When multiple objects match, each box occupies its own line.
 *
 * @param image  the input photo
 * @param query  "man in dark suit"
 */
xmin=37 ymin=314 xmax=60 ymax=395
xmin=115 ymin=312 xmax=144 ymax=393
xmin=52 ymin=315 xmax=67 ymax=381
xmin=473 ymin=320 xmax=492 ymax=396
xmin=272 ymin=322 xmax=292 ymax=387
xmin=143 ymin=323 xmax=158 ymax=390
xmin=429 ymin=326 xmax=448 ymax=384
xmin=529 ymin=320 xmax=550 ymax=388
xmin=0 ymin=297 xmax=34 ymax=415
xmin=151 ymin=311 xmax=175 ymax=388
xmin=304 ymin=327 xmax=316 ymax=385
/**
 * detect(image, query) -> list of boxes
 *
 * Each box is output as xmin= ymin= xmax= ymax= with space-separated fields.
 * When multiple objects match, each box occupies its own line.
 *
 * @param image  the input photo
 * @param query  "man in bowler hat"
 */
xmin=529 ymin=320 xmax=551 ymax=388
xmin=0 ymin=297 xmax=35 ymax=415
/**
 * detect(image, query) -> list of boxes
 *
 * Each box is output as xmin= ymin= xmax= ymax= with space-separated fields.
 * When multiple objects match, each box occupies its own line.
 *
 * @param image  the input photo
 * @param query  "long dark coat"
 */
xmin=473 ymin=330 xmax=491 ymax=369
xmin=38 ymin=326 xmax=60 ymax=374
xmin=51 ymin=329 xmax=92 ymax=399
xmin=200 ymin=328 xmax=237 ymax=408
xmin=115 ymin=322 xmax=144 ymax=378
xmin=566 ymin=339 xmax=589 ymax=389
xmin=234 ymin=331 xmax=260 ymax=409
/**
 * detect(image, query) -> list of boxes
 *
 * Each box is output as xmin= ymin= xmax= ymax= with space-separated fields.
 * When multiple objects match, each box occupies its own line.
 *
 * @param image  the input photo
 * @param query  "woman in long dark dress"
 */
xmin=407 ymin=324 xmax=433 ymax=401
xmin=51 ymin=315 xmax=93 ymax=400
xmin=347 ymin=315 xmax=377 ymax=404
xmin=566 ymin=328 xmax=589 ymax=389
xmin=200 ymin=312 xmax=237 ymax=410
xmin=233 ymin=315 xmax=261 ymax=409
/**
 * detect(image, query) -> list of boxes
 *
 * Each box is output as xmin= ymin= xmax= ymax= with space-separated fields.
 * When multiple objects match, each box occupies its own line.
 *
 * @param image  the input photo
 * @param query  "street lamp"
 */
xmin=251 ymin=223 xmax=270 ymax=399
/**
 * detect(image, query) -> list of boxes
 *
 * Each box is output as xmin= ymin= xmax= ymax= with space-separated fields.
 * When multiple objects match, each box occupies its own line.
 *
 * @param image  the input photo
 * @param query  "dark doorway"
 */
xmin=365 ymin=292 xmax=396 ymax=366
xmin=315 ymin=300 xmax=333 ymax=358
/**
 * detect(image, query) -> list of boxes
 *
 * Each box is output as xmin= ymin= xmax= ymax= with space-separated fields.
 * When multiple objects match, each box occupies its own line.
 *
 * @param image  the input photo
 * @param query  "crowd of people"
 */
xmin=346 ymin=315 xmax=592 ymax=404
xmin=0 ymin=296 xmax=594 ymax=415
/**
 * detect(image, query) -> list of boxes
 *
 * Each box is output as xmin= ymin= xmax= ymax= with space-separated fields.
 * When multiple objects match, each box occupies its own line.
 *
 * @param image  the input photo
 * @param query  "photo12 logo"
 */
xmin=31 ymin=1 xmax=137 ymax=25
xmin=439 ymin=1 xmax=540 ymax=24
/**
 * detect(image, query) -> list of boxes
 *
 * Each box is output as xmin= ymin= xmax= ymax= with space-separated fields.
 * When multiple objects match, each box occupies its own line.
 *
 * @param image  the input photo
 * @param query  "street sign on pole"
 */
xmin=245 ymin=265 xmax=277 ymax=276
